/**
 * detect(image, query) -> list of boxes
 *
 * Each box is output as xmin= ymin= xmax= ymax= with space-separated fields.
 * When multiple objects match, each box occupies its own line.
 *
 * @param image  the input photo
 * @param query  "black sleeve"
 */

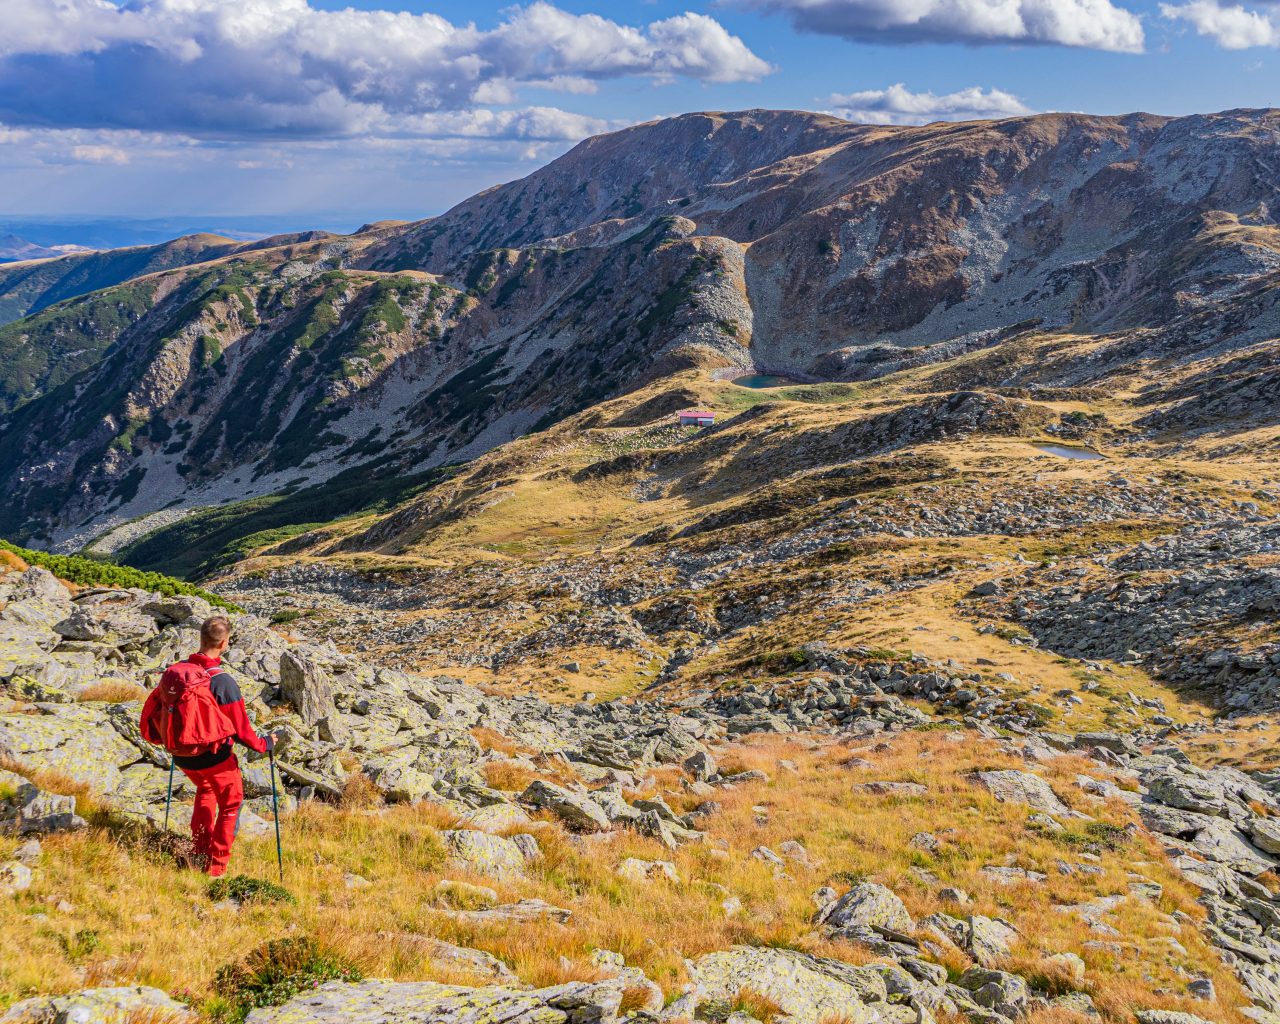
xmin=209 ymin=671 xmax=243 ymax=705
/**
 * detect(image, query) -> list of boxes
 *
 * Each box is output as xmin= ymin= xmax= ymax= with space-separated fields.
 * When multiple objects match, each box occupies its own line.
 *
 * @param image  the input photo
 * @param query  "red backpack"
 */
xmin=144 ymin=660 xmax=235 ymax=757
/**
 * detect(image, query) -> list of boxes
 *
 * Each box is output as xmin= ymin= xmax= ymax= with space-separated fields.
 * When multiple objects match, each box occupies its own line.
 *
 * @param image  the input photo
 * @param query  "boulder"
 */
xmin=817 ymin=882 xmax=914 ymax=934
xmin=457 ymin=803 xmax=532 ymax=833
xmin=279 ymin=648 xmax=336 ymax=727
xmin=520 ymin=780 xmax=611 ymax=832
xmin=0 ymin=985 xmax=192 ymax=1023
xmin=0 ymin=705 xmax=142 ymax=793
xmin=443 ymin=830 xmax=529 ymax=880
xmin=972 ymin=770 xmax=1080 ymax=818
xmin=684 ymin=750 xmax=717 ymax=781
xmin=0 ymin=769 xmax=87 ymax=834
xmin=958 ymin=967 xmax=1029 ymax=1018
xmin=0 ymin=860 xmax=32 ymax=897
xmin=242 ymin=977 xmax=625 ymax=1024
xmin=616 ymin=858 xmax=680 ymax=883
xmin=1134 ymin=1013 xmax=1215 ymax=1024
xmin=694 ymin=946 xmax=885 ymax=1023
xmin=1249 ymin=817 xmax=1280 ymax=856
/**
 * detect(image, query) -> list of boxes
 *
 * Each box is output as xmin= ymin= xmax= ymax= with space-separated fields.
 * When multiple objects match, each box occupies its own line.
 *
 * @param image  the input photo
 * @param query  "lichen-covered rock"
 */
xmin=456 ymin=803 xmax=532 ymax=833
xmin=817 ymin=882 xmax=914 ymax=934
xmin=693 ymin=946 xmax=884 ymax=1023
xmin=0 ymin=704 xmax=142 ymax=793
xmin=442 ymin=829 xmax=530 ymax=880
xmin=520 ymin=780 xmax=611 ymax=832
xmin=242 ymin=977 xmax=623 ymax=1023
xmin=0 ymin=985 xmax=190 ymax=1023
xmin=972 ymin=770 xmax=1080 ymax=818
xmin=0 ymin=768 xmax=86 ymax=834
xmin=0 ymin=860 xmax=32 ymax=897
xmin=279 ymin=648 xmax=336 ymax=727
xmin=958 ymin=967 xmax=1029 ymax=1017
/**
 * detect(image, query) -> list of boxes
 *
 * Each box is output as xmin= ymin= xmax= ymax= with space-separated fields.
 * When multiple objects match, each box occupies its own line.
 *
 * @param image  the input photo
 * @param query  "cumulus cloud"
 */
xmin=828 ymin=84 xmax=1035 ymax=124
xmin=0 ymin=0 xmax=771 ymax=138
xmin=1160 ymin=0 xmax=1280 ymax=47
xmin=70 ymin=144 xmax=131 ymax=164
xmin=734 ymin=0 xmax=1145 ymax=52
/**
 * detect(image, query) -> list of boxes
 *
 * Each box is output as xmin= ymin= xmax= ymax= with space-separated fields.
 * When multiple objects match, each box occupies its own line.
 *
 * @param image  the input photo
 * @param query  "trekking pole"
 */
xmin=268 ymin=747 xmax=284 ymax=884
xmin=163 ymin=759 xmax=175 ymax=831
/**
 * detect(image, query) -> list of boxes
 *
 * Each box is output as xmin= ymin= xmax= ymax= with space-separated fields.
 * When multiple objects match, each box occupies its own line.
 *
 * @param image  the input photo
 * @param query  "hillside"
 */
xmin=2 ymin=106 xmax=1280 ymax=1024
xmin=0 ymin=231 xmax=340 ymax=327
xmin=1 ymin=108 xmax=1277 ymax=559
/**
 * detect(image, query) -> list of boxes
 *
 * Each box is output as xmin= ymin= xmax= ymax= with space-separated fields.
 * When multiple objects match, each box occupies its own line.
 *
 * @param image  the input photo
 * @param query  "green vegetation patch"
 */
xmin=718 ymin=381 xmax=864 ymax=412
xmin=212 ymin=936 xmax=361 ymax=1022
xmin=208 ymin=875 xmax=296 ymax=905
xmin=118 ymin=460 xmax=456 ymax=579
xmin=0 ymin=539 xmax=240 ymax=611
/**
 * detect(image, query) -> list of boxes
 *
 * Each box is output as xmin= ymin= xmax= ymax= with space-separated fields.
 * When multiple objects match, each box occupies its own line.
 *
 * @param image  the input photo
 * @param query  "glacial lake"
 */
xmin=732 ymin=374 xmax=798 ymax=389
xmin=1032 ymin=443 xmax=1106 ymax=461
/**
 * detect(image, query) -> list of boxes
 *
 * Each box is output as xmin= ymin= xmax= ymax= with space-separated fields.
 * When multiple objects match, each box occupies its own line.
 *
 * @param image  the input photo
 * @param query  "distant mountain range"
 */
xmin=0 ymin=107 xmax=1276 ymax=557
xmin=0 ymin=234 xmax=94 ymax=264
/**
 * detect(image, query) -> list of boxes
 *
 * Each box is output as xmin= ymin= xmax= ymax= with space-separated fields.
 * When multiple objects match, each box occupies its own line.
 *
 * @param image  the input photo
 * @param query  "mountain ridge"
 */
xmin=0 ymin=106 xmax=1276 ymax=558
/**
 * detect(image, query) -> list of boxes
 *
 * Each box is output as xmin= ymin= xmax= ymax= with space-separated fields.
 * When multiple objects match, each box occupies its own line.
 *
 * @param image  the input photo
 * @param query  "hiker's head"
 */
xmin=199 ymin=615 xmax=231 ymax=655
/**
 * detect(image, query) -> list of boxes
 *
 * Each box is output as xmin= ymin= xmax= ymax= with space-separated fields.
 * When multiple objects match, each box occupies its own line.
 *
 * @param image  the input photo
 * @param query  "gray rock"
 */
xmin=242 ymin=978 xmax=624 ymax=1024
xmin=520 ymin=780 xmax=611 ymax=832
xmin=959 ymin=967 xmax=1028 ymax=1017
xmin=0 ymin=985 xmax=192 ymax=1023
xmin=279 ymin=648 xmax=336 ymax=727
xmin=972 ymin=770 xmax=1080 ymax=818
xmin=442 ymin=829 xmax=529 ymax=880
xmin=818 ymin=882 xmax=914 ymax=934
xmin=1249 ymin=817 xmax=1280 ymax=856
xmin=0 ymin=860 xmax=32 ymax=896
xmin=0 ymin=769 xmax=86 ymax=834
xmin=694 ymin=946 xmax=885 ymax=1023
xmin=1134 ymin=1012 xmax=1215 ymax=1024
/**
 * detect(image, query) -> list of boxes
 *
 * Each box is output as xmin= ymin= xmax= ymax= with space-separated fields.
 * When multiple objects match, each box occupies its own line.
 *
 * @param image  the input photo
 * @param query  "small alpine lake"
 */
xmin=1031 ymin=442 xmax=1106 ymax=461
xmin=731 ymin=374 xmax=798 ymax=389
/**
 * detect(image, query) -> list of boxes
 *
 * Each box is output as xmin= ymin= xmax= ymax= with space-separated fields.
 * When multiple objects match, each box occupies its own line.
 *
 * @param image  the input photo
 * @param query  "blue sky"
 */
xmin=0 ymin=0 xmax=1274 ymax=233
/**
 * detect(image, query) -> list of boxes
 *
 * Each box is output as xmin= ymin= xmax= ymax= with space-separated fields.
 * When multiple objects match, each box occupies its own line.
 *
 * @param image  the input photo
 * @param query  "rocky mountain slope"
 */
xmin=0 ymin=231 xmax=336 ymax=326
xmin=3 ymin=533 xmax=1280 ymax=1024
xmin=1 ymin=108 xmax=1277 ymax=556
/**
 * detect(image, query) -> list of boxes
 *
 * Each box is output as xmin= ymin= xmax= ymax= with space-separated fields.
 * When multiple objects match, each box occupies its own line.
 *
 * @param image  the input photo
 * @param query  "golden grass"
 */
xmin=0 ymin=730 xmax=1253 ymax=1024
xmin=78 ymin=682 xmax=149 ymax=703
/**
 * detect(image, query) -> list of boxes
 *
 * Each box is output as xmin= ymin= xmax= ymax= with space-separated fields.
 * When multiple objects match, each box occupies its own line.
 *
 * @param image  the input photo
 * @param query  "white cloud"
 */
xmin=1160 ymin=0 xmax=1280 ymax=47
xmin=70 ymin=143 xmax=130 ymax=164
xmin=828 ymin=83 xmax=1035 ymax=124
xmin=0 ymin=1 xmax=770 ymax=138
xmin=734 ymin=0 xmax=1145 ymax=52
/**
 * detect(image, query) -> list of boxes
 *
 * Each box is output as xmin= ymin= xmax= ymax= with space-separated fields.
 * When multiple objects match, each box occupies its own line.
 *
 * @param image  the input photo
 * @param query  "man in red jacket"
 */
xmin=142 ymin=615 xmax=275 ymax=876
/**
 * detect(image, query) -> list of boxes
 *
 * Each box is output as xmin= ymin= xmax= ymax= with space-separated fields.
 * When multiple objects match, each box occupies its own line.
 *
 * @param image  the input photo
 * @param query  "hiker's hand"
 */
xmin=259 ymin=731 xmax=276 ymax=752
xmin=269 ymin=726 xmax=291 ymax=752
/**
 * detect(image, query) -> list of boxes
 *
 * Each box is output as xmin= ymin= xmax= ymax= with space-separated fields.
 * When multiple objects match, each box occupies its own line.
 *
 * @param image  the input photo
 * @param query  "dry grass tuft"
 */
xmin=78 ymin=682 xmax=149 ymax=703
xmin=338 ymin=772 xmax=383 ymax=809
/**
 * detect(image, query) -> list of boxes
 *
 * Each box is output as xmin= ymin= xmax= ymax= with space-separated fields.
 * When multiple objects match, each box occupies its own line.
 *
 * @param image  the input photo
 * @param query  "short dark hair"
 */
xmin=200 ymin=615 xmax=231 ymax=648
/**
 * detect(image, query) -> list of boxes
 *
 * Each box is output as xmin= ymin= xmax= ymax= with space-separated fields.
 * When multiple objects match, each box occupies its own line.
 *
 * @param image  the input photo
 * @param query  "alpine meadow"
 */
xmin=1 ymin=3 xmax=1280 ymax=1024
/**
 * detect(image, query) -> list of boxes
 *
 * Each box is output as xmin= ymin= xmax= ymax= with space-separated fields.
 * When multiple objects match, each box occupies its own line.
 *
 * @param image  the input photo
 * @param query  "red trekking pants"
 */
xmin=180 ymin=754 xmax=243 ymax=876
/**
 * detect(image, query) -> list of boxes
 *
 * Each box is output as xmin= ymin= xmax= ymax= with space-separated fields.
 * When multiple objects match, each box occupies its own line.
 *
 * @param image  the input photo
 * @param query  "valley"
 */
xmin=0 ymin=106 xmax=1278 ymax=1024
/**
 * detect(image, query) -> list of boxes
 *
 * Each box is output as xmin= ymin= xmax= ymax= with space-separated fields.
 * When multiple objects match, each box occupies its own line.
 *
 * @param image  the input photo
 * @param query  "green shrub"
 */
xmin=208 ymin=875 xmax=295 ymax=906
xmin=213 ymin=936 xmax=361 ymax=1020
xmin=0 ymin=540 xmax=240 ymax=612
xmin=55 ymin=928 xmax=100 ymax=960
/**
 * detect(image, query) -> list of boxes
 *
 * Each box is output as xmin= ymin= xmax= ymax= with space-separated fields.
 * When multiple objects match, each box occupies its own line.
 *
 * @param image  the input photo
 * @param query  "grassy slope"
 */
xmin=0 ymin=730 xmax=1254 ymax=1023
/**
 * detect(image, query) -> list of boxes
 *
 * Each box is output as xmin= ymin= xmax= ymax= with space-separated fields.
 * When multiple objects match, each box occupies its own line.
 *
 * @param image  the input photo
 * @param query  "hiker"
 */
xmin=140 ymin=614 xmax=279 ymax=877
